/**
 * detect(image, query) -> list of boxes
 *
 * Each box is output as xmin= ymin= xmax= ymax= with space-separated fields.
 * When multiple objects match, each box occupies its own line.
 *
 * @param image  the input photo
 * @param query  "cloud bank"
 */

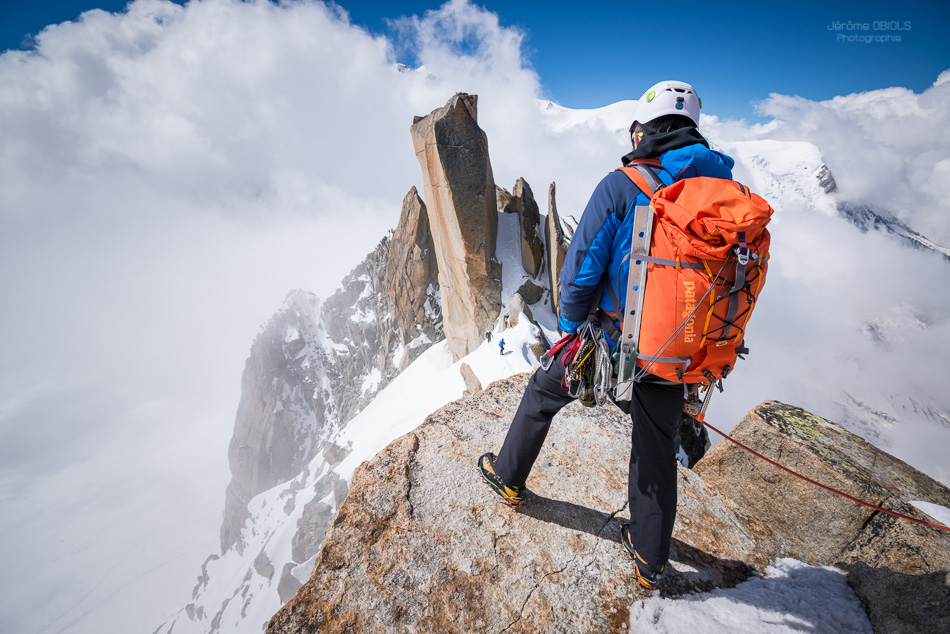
xmin=0 ymin=1 xmax=947 ymax=632
xmin=0 ymin=1 xmax=555 ymax=631
xmin=708 ymin=71 xmax=950 ymax=244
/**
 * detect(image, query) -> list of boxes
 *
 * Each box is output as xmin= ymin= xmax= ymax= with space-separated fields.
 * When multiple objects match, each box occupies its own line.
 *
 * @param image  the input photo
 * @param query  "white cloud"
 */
xmin=701 ymin=95 xmax=950 ymax=487
xmin=0 ymin=1 xmax=568 ymax=631
xmin=740 ymin=81 xmax=950 ymax=244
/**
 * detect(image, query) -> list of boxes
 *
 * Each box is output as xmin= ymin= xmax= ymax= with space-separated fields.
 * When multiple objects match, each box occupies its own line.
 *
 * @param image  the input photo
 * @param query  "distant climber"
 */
xmin=498 ymin=339 xmax=505 ymax=355
xmin=486 ymin=331 xmax=492 ymax=343
xmin=479 ymin=80 xmax=772 ymax=593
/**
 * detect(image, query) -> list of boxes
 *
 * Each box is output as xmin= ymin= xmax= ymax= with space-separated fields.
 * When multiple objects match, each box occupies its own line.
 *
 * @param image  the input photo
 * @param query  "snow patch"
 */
xmin=631 ymin=558 xmax=872 ymax=633
xmin=497 ymin=210 xmax=529 ymax=308
xmin=291 ymin=555 xmax=318 ymax=585
xmin=909 ymin=501 xmax=950 ymax=527
xmin=391 ymin=340 xmax=405 ymax=368
xmin=349 ymin=306 xmax=376 ymax=324
xmin=424 ymin=283 xmax=440 ymax=321
xmin=727 ymin=139 xmax=837 ymax=216
xmin=540 ymin=99 xmax=634 ymax=136
xmin=361 ymin=367 xmax=381 ymax=396
xmin=409 ymin=331 xmax=432 ymax=349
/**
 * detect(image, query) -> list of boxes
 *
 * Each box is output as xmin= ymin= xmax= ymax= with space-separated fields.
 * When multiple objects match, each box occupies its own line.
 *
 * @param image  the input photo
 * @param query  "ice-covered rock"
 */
xmin=503 ymin=177 xmax=544 ymax=278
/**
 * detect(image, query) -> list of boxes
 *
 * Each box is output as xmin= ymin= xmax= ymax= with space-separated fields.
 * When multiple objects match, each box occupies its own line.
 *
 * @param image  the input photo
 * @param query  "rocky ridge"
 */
xmin=268 ymin=379 xmax=950 ymax=633
xmin=176 ymin=91 xmax=567 ymax=632
xmin=221 ymin=291 xmax=338 ymax=553
xmin=837 ymin=201 xmax=950 ymax=261
xmin=221 ymin=237 xmax=434 ymax=553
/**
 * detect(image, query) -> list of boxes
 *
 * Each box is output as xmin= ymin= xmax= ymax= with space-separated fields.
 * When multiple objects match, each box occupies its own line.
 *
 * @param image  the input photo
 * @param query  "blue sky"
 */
xmin=3 ymin=0 xmax=949 ymax=120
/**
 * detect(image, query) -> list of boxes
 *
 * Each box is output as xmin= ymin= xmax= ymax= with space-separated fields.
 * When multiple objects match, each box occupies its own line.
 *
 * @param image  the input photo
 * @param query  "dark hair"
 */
xmin=632 ymin=114 xmax=696 ymax=137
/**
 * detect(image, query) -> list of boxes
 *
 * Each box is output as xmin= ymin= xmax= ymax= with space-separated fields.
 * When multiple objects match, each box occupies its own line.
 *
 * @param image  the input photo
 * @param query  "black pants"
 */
xmin=494 ymin=346 xmax=685 ymax=567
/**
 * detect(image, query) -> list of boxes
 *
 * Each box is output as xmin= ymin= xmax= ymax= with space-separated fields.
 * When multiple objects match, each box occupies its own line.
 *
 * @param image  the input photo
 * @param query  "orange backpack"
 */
xmin=616 ymin=164 xmax=773 ymax=386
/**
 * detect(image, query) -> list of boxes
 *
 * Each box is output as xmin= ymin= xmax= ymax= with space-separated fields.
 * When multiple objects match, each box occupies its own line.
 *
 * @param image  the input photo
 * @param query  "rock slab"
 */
xmin=410 ymin=93 xmax=501 ymax=361
xmin=545 ymin=182 xmax=569 ymax=318
xmin=504 ymin=177 xmax=543 ymax=278
xmin=696 ymin=401 xmax=950 ymax=633
xmin=267 ymin=377 xmax=787 ymax=633
xmin=267 ymin=390 xmax=949 ymax=634
xmin=385 ymin=187 xmax=442 ymax=369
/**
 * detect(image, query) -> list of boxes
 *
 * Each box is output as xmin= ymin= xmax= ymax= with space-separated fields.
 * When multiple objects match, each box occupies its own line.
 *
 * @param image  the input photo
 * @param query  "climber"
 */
xmin=486 ymin=331 xmax=493 ymax=343
xmin=498 ymin=338 xmax=505 ymax=355
xmin=480 ymin=81 xmax=736 ymax=591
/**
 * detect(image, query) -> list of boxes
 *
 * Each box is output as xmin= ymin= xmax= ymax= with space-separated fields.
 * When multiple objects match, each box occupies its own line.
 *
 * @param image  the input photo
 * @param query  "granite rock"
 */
xmin=410 ymin=93 xmax=502 ymax=360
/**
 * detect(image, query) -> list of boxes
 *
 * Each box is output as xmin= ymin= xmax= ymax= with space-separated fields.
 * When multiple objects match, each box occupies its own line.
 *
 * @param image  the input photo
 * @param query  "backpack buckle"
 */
xmin=735 ymin=231 xmax=751 ymax=266
xmin=735 ymin=245 xmax=750 ymax=266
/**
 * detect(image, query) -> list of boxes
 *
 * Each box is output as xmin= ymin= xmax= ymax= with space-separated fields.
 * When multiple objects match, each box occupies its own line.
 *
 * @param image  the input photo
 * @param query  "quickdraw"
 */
xmin=564 ymin=334 xmax=596 ymax=387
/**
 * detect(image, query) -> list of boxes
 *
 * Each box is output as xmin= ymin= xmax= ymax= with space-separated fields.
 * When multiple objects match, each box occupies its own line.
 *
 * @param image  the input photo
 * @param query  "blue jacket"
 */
xmin=558 ymin=129 xmax=735 ymax=337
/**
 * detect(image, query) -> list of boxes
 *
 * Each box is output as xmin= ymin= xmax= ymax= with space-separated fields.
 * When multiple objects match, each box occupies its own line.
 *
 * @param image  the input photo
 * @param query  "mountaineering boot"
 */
xmin=478 ymin=453 xmax=525 ymax=506
xmin=621 ymin=523 xmax=665 ymax=590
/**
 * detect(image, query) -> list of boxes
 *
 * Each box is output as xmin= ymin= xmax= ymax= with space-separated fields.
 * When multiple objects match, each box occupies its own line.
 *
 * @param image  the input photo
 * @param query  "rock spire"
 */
xmin=410 ymin=93 xmax=502 ymax=360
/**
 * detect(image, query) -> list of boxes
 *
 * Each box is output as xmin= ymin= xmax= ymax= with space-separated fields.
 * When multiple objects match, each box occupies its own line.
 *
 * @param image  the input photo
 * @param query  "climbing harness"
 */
xmin=542 ymin=320 xmax=615 ymax=408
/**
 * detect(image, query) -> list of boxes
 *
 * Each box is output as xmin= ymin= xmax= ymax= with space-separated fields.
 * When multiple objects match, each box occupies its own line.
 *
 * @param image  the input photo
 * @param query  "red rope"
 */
xmin=697 ymin=416 xmax=950 ymax=533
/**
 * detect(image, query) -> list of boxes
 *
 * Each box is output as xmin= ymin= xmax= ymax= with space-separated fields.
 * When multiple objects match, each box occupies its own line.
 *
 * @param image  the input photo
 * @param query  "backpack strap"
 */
xmin=622 ymin=252 xmax=706 ymax=270
xmin=719 ymin=232 xmax=756 ymax=342
xmin=626 ymin=157 xmax=664 ymax=169
xmin=603 ymin=164 xmax=668 ymax=343
xmin=617 ymin=164 xmax=665 ymax=198
xmin=599 ymin=164 xmax=681 ymax=365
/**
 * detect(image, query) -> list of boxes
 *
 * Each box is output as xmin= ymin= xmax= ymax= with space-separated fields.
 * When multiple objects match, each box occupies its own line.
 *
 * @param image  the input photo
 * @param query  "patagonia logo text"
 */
xmin=682 ymin=281 xmax=696 ymax=343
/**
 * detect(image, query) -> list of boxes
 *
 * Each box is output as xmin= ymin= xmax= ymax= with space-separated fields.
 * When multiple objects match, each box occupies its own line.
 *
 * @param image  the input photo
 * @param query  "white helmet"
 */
xmin=631 ymin=80 xmax=701 ymax=128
